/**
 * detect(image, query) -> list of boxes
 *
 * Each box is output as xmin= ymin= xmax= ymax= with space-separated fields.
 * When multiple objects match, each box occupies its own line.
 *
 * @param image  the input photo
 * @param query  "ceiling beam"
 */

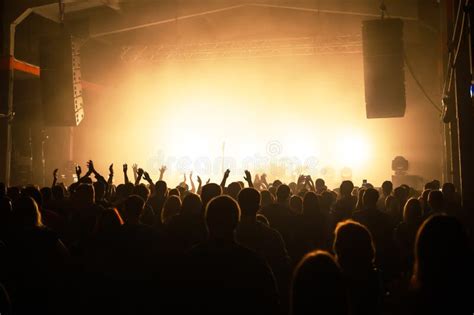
xmin=90 ymin=2 xmax=418 ymax=38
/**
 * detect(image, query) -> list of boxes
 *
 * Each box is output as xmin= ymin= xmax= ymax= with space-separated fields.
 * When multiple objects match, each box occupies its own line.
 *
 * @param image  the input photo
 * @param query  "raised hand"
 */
xmin=244 ymin=170 xmax=253 ymax=188
xmin=75 ymin=165 xmax=82 ymax=178
xmin=253 ymin=173 xmax=261 ymax=190
xmin=143 ymin=171 xmax=153 ymax=183
xmin=197 ymin=175 xmax=202 ymax=185
xmin=159 ymin=165 xmax=167 ymax=174
xmin=123 ymin=164 xmax=129 ymax=184
xmin=221 ymin=169 xmax=230 ymax=188
xmin=189 ymin=171 xmax=195 ymax=193
xmin=183 ymin=173 xmax=187 ymax=183
xmin=206 ymin=178 xmax=211 ymax=184
xmin=132 ymin=163 xmax=138 ymax=173
xmin=159 ymin=165 xmax=167 ymax=181
xmin=107 ymin=163 xmax=114 ymax=185
xmin=224 ymin=169 xmax=230 ymax=179
xmin=52 ymin=168 xmax=59 ymax=187
xmin=297 ymin=174 xmax=305 ymax=185
xmin=260 ymin=173 xmax=269 ymax=189
xmin=87 ymin=160 xmax=95 ymax=174
xmin=135 ymin=168 xmax=144 ymax=185
xmin=306 ymin=175 xmax=315 ymax=191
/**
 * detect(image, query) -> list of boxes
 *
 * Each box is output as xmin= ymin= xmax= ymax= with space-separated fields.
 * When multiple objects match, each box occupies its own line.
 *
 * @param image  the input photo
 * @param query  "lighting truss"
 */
xmin=120 ymin=34 xmax=362 ymax=62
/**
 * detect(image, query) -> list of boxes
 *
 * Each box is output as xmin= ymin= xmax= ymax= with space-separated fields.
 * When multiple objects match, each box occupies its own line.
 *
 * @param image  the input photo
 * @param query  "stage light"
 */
xmin=392 ymin=156 xmax=408 ymax=174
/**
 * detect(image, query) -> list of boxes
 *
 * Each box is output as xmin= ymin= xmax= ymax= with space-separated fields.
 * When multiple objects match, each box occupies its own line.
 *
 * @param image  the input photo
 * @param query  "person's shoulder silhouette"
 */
xmin=186 ymin=195 xmax=279 ymax=315
xmin=410 ymin=214 xmax=474 ymax=314
xmin=333 ymin=220 xmax=382 ymax=315
xmin=292 ymin=250 xmax=348 ymax=315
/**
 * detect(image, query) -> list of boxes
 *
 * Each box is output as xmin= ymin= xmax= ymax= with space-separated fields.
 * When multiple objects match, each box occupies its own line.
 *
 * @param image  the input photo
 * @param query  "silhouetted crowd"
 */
xmin=0 ymin=161 xmax=473 ymax=315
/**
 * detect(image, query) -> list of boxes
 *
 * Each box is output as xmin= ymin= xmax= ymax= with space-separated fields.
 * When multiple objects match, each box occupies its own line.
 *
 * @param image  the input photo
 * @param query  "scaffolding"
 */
xmin=120 ymin=34 xmax=362 ymax=62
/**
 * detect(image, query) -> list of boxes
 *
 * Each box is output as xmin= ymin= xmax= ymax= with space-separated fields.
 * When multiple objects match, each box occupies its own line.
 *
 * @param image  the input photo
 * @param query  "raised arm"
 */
xmin=189 ymin=171 xmax=196 ymax=193
xmin=244 ymin=170 xmax=253 ymax=188
xmin=260 ymin=173 xmax=270 ymax=190
xmin=123 ymin=164 xmax=130 ymax=184
xmin=88 ymin=160 xmax=107 ymax=186
xmin=75 ymin=165 xmax=82 ymax=181
xmin=197 ymin=175 xmax=203 ymax=195
xmin=220 ymin=169 xmax=230 ymax=188
xmin=253 ymin=173 xmax=261 ymax=190
xmin=107 ymin=163 xmax=114 ymax=185
xmin=135 ymin=168 xmax=144 ymax=186
xmin=143 ymin=171 xmax=154 ymax=186
xmin=52 ymin=168 xmax=58 ymax=188
xmin=132 ymin=163 xmax=138 ymax=183
xmin=296 ymin=174 xmax=305 ymax=192
xmin=77 ymin=164 xmax=92 ymax=183
xmin=306 ymin=175 xmax=315 ymax=191
xmin=159 ymin=165 xmax=167 ymax=181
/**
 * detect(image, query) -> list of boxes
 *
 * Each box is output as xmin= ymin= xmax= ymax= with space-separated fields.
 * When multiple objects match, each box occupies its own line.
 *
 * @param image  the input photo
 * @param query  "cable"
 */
xmin=404 ymin=51 xmax=442 ymax=113
xmin=442 ymin=0 xmax=469 ymax=96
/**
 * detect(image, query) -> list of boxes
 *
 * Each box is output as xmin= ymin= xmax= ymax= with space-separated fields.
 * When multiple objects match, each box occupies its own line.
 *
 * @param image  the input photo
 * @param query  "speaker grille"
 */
xmin=40 ymin=34 xmax=84 ymax=126
xmin=362 ymin=18 xmax=406 ymax=118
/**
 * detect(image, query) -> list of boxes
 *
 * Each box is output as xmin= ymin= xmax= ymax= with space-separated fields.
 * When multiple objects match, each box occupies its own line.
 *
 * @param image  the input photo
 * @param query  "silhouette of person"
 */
xmin=315 ymin=178 xmax=327 ymax=194
xmin=441 ymin=182 xmax=461 ymax=216
xmin=116 ymin=195 xmax=166 ymax=314
xmin=333 ymin=220 xmax=382 ymax=315
xmin=409 ymin=215 xmax=474 ymax=314
xmin=161 ymin=195 xmax=181 ymax=225
xmin=147 ymin=180 xmax=168 ymax=225
xmin=425 ymin=190 xmax=444 ymax=218
xmin=291 ymin=250 xmax=348 ymax=315
xmin=132 ymin=184 xmax=155 ymax=226
xmin=332 ymin=181 xmax=357 ymax=225
xmin=293 ymin=192 xmax=330 ymax=261
xmin=289 ymin=195 xmax=303 ymax=215
xmin=227 ymin=181 xmax=242 ymax=200
xmin=394 ymin=198 xmax=423 ymax=274
xmin=352 ymin=188 xmax=394 ymax=275
xmin=235 ymin=188 xmax=291 ymax=311
xmin=186 ymin=195 xmax=279 ymax=315
xmin=165 ymin=192 xmax=207 ymax=251
xmin=200 ymin=183 xmax=222 ymax=210
xmin=377 ymin=181 xmax=393 ymax=211
xmin=6 ymin=196 xmax=69 ymax=315
xmin=260 ymin=190 xmax=274 ymax=211
xmin=260 ymin=184 xmax=294 ymax=248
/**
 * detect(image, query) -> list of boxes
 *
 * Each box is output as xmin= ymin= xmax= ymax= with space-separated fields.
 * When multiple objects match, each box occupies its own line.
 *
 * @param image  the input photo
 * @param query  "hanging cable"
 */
xmin=404 ymin=51 xmax=442 ymax=113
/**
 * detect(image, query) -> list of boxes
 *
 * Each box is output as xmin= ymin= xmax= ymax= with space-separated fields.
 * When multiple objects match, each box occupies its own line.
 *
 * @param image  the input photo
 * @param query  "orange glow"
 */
xmin=83 ymin=55 xmax=397 ymax=188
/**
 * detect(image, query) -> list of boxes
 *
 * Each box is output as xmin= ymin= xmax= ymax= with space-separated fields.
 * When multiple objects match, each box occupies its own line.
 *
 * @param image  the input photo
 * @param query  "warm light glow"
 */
xmin=335 ymin=132 xmax=371 ymax=169
xmin=83 ymin=55 xmax=395 ymax=188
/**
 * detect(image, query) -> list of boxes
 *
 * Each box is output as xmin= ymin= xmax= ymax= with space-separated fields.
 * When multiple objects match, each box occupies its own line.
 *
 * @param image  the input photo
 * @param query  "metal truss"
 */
xmin=120 ymin=34 xmax=362 ymax=62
